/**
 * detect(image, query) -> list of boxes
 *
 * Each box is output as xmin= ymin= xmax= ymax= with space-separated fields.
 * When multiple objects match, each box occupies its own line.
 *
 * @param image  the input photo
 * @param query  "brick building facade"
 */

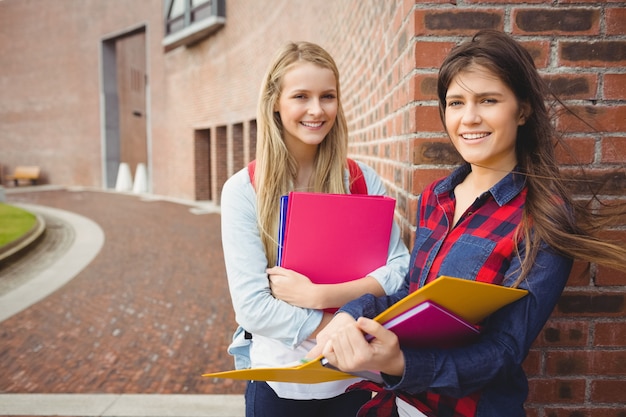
xmin=1 ymin=0 xmax=624 ymax=415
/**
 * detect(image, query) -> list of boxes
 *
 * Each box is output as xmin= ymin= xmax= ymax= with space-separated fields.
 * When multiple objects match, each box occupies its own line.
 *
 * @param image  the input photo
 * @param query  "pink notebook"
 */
xmin=373 ymin=300 xmax=480 ymax=349
xmin=279 ymin=192 xmax=395 ymax=285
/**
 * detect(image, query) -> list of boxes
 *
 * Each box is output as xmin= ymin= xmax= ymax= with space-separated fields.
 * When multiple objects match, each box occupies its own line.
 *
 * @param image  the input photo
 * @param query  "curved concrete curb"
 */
xmin=0 ymin=204 xmax=105 ymax=323
xmin=0 ymin=210 xmax=46 ymax=262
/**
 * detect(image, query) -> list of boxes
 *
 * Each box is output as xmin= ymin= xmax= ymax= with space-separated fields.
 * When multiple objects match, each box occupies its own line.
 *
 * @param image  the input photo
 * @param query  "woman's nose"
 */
xmin=308 ymin=98 xmax=323 ymax=115
xmin=461 ymin=104 xmax=481 ymax=124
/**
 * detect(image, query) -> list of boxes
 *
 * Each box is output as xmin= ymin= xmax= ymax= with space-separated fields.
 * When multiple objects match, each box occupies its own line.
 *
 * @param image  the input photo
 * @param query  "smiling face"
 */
xmin=276 ymin=61 xmax=338 ymax=155
xmin=444 ymin=64 xmax=527 ymax=173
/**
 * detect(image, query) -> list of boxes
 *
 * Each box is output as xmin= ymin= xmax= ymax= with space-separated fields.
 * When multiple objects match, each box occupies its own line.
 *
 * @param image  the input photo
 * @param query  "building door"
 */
xmin=117 ymin=33 xmax=147 ymax=181
xmin=101 ymin=28 xmax=148 ymax=189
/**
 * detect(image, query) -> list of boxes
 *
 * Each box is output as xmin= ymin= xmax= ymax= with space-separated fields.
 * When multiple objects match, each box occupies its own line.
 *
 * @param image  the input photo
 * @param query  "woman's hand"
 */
xmin=268 ymin=266 xmax=386 ymax=310
xmin=267 ymin=266 xmax=323 ymax=309
xmin=320 ymin=316 xmax=405 ymax=377
xmin=306 ymin=312 xmax=356 ymax=359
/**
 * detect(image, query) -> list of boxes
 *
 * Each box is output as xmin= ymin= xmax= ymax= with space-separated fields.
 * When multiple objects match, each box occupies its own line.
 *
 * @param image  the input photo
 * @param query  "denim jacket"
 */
xmin=339 ymin=165 xmax=572 ymax=416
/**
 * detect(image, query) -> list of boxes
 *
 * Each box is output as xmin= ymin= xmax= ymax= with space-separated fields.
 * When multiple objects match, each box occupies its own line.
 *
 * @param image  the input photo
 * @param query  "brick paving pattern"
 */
xmin=0 ymin=189 xmax=246 ymax=395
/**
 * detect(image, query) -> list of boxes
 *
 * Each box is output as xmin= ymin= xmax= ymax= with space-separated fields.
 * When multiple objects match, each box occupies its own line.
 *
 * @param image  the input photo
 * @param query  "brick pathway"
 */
xmin=0 ymin=189 xmax=246 ymax=395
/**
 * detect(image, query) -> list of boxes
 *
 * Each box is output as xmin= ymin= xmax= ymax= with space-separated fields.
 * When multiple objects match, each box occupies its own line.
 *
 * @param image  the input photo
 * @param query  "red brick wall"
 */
xmin=401 ymin=4 xmax=626 ymax=416
xmin=1 ymin=1 xmax=624 ymax=414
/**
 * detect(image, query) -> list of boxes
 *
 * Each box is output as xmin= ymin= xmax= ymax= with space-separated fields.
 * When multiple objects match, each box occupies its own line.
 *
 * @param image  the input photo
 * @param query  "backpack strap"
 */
xmin=347 ymin=158 xmax=367 ymax=194
xmin=248 ymin=160 xmax=257 ymax=188
xmin=247 ymin=158 xmax=367 ymax=194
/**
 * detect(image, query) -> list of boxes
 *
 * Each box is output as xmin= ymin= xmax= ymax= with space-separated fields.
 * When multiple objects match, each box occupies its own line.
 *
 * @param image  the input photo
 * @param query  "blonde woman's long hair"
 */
xmin=255 ymin=41 xmax=349 ymax=265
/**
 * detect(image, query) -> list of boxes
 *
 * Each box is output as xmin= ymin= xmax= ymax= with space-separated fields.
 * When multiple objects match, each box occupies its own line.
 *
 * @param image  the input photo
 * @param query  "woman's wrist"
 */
xmin=382 ymin=350 xmax=406 ymax=377
xmin=311 ymin=284 xmax=332 ymax=309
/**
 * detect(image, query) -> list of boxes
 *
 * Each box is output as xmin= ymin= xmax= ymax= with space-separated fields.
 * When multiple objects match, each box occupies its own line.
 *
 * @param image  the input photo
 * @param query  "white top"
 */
xmin=220 ymin=161 xmax=410 ymax=399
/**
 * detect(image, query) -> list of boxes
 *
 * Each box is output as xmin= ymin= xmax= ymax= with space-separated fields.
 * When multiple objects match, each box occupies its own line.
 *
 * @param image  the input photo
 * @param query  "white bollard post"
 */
xmin=133 ymin=163 xmax=148 ymax=194
xmin=115 ymin=162 xmax=133 ymax=192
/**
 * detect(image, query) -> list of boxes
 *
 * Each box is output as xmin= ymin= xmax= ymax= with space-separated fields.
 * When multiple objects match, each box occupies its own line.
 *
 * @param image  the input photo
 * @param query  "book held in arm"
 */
xmin=277 ymin=191 xmax=396 ymax=285
xmin=369 ymin=300 xmax=479 ymax=349
xmin=276 ymin=195 xmax=289 ymax=265
xmin=203 ymin=276 xmax=528 ymax=384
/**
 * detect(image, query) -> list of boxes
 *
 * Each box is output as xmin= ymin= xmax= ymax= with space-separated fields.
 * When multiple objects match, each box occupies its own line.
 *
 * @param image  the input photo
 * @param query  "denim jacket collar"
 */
xmin=434 ymin=164 xmax=526 ymax=207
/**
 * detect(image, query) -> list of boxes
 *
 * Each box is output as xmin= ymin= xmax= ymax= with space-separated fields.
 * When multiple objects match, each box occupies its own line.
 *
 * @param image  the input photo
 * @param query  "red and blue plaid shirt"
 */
xmin=410 ymin=165 xmax=526 ymax=290
xmin=341 ymin=164 xmax=571 ymax=416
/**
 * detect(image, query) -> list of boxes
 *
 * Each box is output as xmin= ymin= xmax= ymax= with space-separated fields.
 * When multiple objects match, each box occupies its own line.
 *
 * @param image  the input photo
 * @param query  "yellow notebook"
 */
xmin=204 ymin=357 xmax=358 ymax=384
xmin=203 ymin=276 xmax=528 ymax=384
xmin=371 ymin=275 xmax=527 ymax=325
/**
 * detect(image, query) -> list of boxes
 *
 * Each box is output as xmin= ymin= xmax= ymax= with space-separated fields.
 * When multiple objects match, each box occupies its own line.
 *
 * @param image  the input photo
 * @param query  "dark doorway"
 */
xmin=194 ymin=128 xmax=212 ymax=201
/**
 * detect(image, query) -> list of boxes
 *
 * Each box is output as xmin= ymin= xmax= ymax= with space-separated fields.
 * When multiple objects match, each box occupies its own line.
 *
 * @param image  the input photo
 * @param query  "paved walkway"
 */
xmin=0 ymin=186 xmax=245 ymax=416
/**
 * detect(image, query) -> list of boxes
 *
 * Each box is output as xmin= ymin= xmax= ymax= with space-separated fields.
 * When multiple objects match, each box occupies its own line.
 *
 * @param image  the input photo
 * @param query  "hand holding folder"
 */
xmin=203 ymin=277 xmax=528 ymax=384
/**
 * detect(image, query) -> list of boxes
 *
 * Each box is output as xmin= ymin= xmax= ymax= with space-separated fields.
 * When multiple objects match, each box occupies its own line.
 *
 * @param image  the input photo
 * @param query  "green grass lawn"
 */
xmin=0 ymin=203 xmax=37 ymax=247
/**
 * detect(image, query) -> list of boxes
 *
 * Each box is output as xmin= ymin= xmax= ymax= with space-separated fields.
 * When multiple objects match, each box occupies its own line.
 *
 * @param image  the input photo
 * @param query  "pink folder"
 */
xmin=374 ymin=300 xmax=480 ymax=349
xmin=279 ymin=192 xmax=395 ymax=285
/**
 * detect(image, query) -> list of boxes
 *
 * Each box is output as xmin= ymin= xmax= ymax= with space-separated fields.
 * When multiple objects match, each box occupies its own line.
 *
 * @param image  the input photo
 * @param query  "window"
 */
xmin=163 ymin=0 xmax=225 ymax=51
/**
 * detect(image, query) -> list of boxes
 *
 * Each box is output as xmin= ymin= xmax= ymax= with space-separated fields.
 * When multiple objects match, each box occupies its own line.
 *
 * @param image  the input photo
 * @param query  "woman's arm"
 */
xmin=384 ymin=242 xmax=572 ymax=397
xmin=269 ymin=162 xmax=410 ymax=309
xmin=307 ymin=279 xmax=411 ymax=358
xmin=221 ymin=169 xmax=323 ymax=348
xmin=318 ymin=243 xmax=571 ymax=396
xmin=268 ymin=267 xmax=387 ymax=309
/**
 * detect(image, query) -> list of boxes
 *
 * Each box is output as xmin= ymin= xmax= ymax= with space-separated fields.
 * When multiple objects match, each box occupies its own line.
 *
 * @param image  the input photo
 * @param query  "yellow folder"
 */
xmin=203 ymin=276 xmax=528 ymax=384
xmin=371 ymin=275 xmax=527 ymax=325
xmin=204 ymin=357 xmax=357 ymax=384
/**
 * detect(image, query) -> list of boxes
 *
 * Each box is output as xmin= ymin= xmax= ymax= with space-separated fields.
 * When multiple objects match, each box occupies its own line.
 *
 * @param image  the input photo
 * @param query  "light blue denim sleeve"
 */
xmin=355 ymin=161 xmax=410 ymax=295
xmin=221 ymin=168 xmax=323 ymax=363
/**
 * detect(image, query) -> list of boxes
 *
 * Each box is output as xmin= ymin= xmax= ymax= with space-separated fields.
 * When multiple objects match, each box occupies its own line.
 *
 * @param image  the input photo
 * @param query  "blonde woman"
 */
xmin=220 ymin=41 xmax=409 ymax=416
